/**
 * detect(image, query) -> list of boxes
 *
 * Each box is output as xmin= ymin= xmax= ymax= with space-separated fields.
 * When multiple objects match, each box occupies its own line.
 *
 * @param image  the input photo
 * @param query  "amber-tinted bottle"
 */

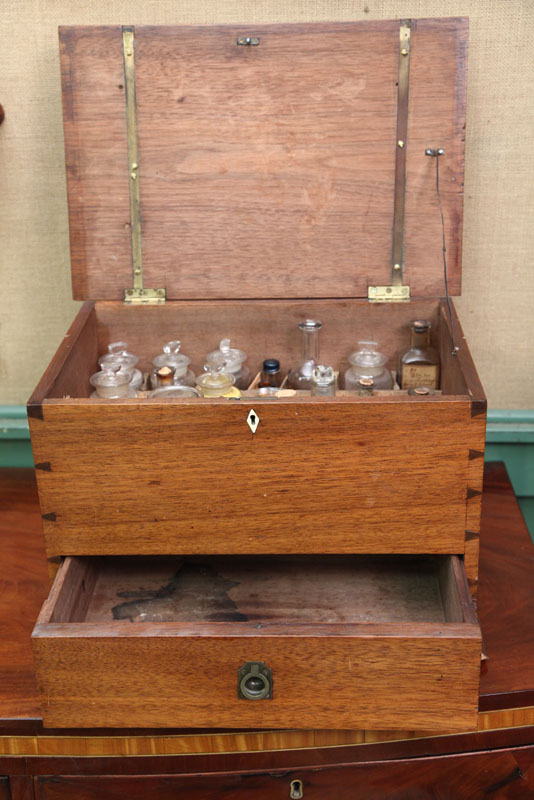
xmin=400 ymin=320 xmax=440 ymax=390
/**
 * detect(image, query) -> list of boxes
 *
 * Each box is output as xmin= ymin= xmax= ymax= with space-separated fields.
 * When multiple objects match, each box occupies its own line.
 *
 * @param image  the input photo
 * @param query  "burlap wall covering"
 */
xmin=0 ymin=1 xmax=532 ymax=407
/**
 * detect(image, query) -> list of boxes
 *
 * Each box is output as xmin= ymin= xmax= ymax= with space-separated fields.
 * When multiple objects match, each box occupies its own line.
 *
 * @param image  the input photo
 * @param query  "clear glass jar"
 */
xmin=288 ymin=320 xmax=322 ymax=389
xmin=99 ymin=342 xmax=143 ymax=390
xmin=195 ymin=355 xmax=236 ymax=397
xmin=311 ymin=365 xmax=336 ymax=396
xmin=90 ymin=365 xmax=137 ymax=399
xmin=344 ymin=340 xmax=393 ymax=391
xmin=207 ymin=339 xmax=251 ymax=390
xmin=151 ymin=341 xmax=195 ymax=389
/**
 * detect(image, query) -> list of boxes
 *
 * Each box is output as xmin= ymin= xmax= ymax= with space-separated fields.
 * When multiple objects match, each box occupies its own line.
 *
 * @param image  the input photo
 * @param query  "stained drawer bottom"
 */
xmin=32 ymin=555 xmax=481 ymax=730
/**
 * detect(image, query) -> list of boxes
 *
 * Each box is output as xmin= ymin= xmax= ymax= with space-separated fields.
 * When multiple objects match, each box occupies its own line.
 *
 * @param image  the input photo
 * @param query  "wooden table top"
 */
xmin=0 ymin=462 xmax=533 ymax=745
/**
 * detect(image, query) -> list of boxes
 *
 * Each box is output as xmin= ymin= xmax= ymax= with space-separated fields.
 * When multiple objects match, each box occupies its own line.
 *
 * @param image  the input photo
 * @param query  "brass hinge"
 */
xmin=122 ymin=26 xmax=166 ymax=305
xmin=368 ymin=285 xmax=410 ymax=302
xmin=369 ymin=20 xmax=411 ymax=303
xmin=124 ymin=288 xmax=166 ymax=305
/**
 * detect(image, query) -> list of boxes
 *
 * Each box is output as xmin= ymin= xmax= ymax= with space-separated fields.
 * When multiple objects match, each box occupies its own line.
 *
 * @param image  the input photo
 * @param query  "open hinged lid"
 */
xmin=59 ymin=18 xmax=467 ymax=303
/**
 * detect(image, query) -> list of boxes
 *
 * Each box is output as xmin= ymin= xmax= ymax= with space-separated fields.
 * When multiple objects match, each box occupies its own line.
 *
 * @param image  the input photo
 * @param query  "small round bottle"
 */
xmin=195 ymin=356 xmax=236 ymax=398
xmin=407 ymin=386 xmax=436 ymax=396
xmin=150 ymin=341 xmax=195 ymax=389
xmin=90 ymin=364 xmax=137 ymax=399
xmin=99 ymin=342 xmax=143 ymax=391
xmin=344 ymin=341 xmax=393 ymax=391
xmin=149 ymin=385 xmax=202 ymax=399
xmin=288 ymin=320 xmax=322 ymax=390
xmin=311 ymin=365 xmax=336 ymax=396
xmin=207 ymin=339 xmax=251 ymax=390
xmin=153 ymin=366 xmax=175 ymax=387
xmin=258 ymin=358 xmax=282 ymax=388
xmin=357 ymin=377 xmax=375 ymax=396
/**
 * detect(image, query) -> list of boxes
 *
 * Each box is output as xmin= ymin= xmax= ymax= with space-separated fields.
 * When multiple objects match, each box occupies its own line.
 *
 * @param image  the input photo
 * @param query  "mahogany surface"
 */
xmin=34 ymin=746 xmax=534 ymax=800
xmin=0 ymin=461 xmax=531 ymax=732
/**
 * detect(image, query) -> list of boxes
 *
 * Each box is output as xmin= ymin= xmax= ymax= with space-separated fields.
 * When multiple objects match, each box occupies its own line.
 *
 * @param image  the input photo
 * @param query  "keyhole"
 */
xmin=246 ymin=408 xmax=260 ymax=433
xmin=290 ymin=779 xmax=304 ymax=798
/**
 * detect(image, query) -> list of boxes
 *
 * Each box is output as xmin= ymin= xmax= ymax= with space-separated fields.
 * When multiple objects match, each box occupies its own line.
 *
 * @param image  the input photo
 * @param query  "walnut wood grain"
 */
xmin=31 ymin=397 xmax=473 ymax=558
xmin=43 ymin=555 xmax=469 ymax=626
xmin=0 ymin=465 xmax=531 ymax=745
xmin=32 ymin=630 xmax=480 ymax=731
xmin=59 ymin=27 xmax=131 ymax=300
xmin=31 ymin=553 xmax=481 ymax=729
xmin=34 ymin=745 xmax=534 ymax=800
xmin=404 ymin=18 xmax=467 ymax=292
xmin=27 ymin=302 xmax=97 ymax=414
xmin=438 ymin=300 xmax=487 ymax=595
xmin=59 ymin=20 xmax=466 ymax=301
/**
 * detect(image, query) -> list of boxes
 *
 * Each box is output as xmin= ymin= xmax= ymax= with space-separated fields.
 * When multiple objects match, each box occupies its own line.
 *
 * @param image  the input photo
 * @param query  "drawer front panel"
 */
xmin=35 ymin=746 xmax=534 ymax=799
xmin=33 ymin=630 xmax=480 ymax=730
xmin=31 ymin=399 xmax=472 ymax=556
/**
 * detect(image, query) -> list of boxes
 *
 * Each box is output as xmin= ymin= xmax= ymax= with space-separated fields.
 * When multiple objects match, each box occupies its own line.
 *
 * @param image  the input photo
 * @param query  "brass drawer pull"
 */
xmin=238 ymin=661 xmax=272 ymax=700
xmin=290 ymin=779 xmax=304 ymax=798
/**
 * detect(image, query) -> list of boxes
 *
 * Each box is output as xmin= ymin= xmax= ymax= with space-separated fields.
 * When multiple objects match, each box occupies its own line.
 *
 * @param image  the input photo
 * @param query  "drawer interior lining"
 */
xmin=49 ymin=555 xmax=467 ymax=626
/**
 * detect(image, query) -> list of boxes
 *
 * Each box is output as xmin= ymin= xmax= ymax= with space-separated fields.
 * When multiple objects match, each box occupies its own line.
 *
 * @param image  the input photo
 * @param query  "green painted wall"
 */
xmin=2 ymin=406 xmax=533 ymax=538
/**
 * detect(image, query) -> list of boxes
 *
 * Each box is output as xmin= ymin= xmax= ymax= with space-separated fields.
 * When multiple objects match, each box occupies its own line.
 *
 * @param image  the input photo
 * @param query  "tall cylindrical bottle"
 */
xmin=288 ymin=320 xmax=322 ymax=389
xmin=400 ymin=320 xmax=440 ymax=390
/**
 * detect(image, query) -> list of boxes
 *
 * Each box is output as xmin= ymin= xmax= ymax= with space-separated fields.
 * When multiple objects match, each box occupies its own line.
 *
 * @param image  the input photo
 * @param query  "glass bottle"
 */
xmin=207 ymin=339 xmax=251 ymax=389
xmin=151 ymin=341 xmax=195 ymax=389
xmin=357 ymin=377 xmax=375 ymax=396
xmin=288 ymin=320 xmax=322 ymax=390
xmin=153 ymin=366 xmax=175 ymax=387
xmin=99 ymin=342 xmax=143 ymax=391
xmin=408 ymin=386 xmax=436 ymax=396
xmin=259 ymin=358 xmax=282 ymax=388
xmin=149 ymin=385 xmax=202 ymax=399
xmin=400 ymin=321 xmax=440 ymax=390
xmin=344 ymin=341 xmax=393 ymax=391
xmin=90 ymin=364 xmax=137 ymax=399
xmin=195 ymin=355 xmax=236 ymax=397
xmin=311 ymin=365 xmax=336 ymax=396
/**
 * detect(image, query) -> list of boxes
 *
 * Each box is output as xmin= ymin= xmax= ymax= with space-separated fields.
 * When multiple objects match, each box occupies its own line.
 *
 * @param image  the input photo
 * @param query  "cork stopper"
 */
xmin=357 ymin=377 xmax=375 ymax=396
xmin=156 ymin=366 xmax=175 ymax=386
xmin=408 ymin=386 xmax=435 ymax=396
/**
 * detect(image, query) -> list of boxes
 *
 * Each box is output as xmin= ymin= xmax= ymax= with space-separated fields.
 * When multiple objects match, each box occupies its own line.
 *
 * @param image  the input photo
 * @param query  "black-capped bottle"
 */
xmin=400 ymin=320 xmax=440 ymax=390
xmin=259 ymin=358 xmax=282 ymax=388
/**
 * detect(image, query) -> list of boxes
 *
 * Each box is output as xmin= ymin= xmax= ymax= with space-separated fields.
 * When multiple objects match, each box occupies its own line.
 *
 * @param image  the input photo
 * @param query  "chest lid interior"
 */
xmin=59 ymin=18 xmax=467 ymax=302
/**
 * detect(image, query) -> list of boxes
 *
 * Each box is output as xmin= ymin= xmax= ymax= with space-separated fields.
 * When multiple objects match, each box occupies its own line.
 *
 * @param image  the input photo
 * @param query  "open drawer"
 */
xmin=32 ymin=554 xmax=481 ymax=730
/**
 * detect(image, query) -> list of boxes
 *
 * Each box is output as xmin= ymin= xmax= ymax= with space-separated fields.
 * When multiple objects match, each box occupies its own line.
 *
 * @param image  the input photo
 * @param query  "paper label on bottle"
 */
xmin=401 ymin=365 xmax=439 ymax=390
